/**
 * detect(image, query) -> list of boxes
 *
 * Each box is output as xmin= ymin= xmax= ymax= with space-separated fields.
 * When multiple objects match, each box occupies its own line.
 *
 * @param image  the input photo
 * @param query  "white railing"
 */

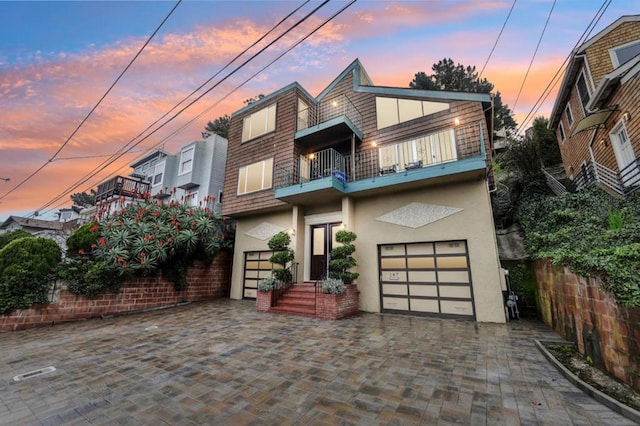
xmin=297 ymin=94 xmax=362 ymax=131
xmin=542 ymin=168 xmax=567 ymax=195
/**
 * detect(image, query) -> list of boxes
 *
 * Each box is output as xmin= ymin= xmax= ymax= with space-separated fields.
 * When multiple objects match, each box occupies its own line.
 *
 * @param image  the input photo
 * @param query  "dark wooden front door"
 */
xmin=310 ymin=223 xmax=340 ymax=281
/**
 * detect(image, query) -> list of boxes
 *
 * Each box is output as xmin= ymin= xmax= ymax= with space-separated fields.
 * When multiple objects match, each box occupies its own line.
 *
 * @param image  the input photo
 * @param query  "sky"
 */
xmin=1 ymin=0 xmax=638 ymax=221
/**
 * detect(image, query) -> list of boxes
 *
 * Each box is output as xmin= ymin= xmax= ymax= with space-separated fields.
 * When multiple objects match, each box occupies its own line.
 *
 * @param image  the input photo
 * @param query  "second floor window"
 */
xmin=565 ymin=105 xmax=574 ymax=126
xmin=180 ymin=147 xmax=195 ymax=174
xmin=559 ymin=122 xmax=566 ymax=142
xmin=242 ymin=104 xmax=277 ymax=142
xmin=376 ymin=97 xmax=449 ymax=129
xmin=237 ymin=158 xmax=273 ymax=195
xmin=610 ymin=39 xmax=640 ymax=67
xmin=152 ymin=162 xmax=165 ymax=186
xmin=576 ymin=72 xmax=590 ymax=114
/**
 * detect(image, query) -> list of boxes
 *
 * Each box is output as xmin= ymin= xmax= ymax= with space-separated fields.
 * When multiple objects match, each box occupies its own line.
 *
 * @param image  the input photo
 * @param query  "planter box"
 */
xmin=316 ymin=284 xmax=359 ymax=320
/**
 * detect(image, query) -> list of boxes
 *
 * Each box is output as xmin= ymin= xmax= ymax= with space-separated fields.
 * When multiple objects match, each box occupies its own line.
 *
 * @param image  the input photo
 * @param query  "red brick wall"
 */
xmin=534 ymin=259 xmax=640 ymax=391
xmin=256 ymin=290 xmax=272 ymax=312
xmin=0 ymin=252 xmax=231 ymax=332
xmin=316 ymin=285 xmax=359 ymax=320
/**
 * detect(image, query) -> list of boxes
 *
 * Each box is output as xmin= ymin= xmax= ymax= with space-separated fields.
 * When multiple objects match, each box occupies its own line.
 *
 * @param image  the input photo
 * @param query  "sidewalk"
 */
xmin=0 ymin=299 xmax=634 ymax=425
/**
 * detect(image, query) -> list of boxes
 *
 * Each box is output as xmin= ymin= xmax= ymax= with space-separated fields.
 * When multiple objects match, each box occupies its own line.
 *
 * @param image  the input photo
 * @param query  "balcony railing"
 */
xmin=95 ymin=176 xmax=151 ymax=204
xmin=619 ymin=158 xmax=640 ymax=193
xmin=297 ymin=94 xmax=362 ymax=131
xmin=275 ymin=120 xmax=486 ymax=190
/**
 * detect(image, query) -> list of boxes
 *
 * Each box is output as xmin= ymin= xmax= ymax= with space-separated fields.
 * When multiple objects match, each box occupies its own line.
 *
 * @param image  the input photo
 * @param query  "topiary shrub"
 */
xmin=0 ymin=230 xmax=31 ymax=250
xmin=66 ymin=222 xmax=99 ymax=257
xmin=0 ymin=237 xmax=61 ymax=314
xmin=268 ymin=231 xmax=294 ymax=283
xmin=329 ymin=230 xmax=359 ymax=284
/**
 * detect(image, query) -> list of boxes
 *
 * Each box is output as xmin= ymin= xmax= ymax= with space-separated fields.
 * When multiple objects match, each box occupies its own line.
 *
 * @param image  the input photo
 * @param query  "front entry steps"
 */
xmin=269 ymin=283 xmax=317 ymax=317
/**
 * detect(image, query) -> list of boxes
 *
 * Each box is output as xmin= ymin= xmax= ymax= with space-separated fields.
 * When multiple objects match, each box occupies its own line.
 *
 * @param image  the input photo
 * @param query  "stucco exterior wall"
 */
xmin=352 ymin=180 xmax=504 ymax=323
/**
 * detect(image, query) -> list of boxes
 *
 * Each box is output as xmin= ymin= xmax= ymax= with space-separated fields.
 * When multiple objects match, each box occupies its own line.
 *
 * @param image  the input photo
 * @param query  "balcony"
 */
xmin=275 ymin=120 xmax=488 ymax=204
xmin=95 ymin=176 xmax=151 ymax=204
xmin=295 ymin=94 xmax=363 ymax=149
xmin=571 ymin=159 xmax=640 ymax=197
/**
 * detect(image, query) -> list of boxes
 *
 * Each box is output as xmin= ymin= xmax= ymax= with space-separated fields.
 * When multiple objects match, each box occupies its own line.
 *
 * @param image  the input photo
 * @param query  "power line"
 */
xmin=34 ymin=1 xmax=334 ymax=215
xmin=511 ymin=0 xmax=556 ymax=111
xmin=40 ymin=0 xmax=359 ymax=217
xmin=479 ymin=0 xmax=517 ymax=79
xmin=0 ymin=0 xmax=182 ymax=203
xmin=515 ymin=0 xmax=612 ymax=133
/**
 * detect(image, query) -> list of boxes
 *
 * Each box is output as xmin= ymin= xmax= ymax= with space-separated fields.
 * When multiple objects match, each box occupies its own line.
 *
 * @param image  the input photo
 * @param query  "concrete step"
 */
xmin=277 ymin=298 xmax=315 ymax=307
xmin=269 ymin=305 xmax=316 ymax=317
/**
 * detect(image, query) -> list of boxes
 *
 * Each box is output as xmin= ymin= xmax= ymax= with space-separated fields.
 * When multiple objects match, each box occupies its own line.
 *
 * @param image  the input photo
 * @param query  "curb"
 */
xmin=535 ymin=339 xmax=640 ymax=424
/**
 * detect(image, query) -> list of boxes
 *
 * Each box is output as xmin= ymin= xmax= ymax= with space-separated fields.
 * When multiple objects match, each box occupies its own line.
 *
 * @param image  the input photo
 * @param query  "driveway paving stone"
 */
xmin=0 ymin=299 xmax=635 ymax=425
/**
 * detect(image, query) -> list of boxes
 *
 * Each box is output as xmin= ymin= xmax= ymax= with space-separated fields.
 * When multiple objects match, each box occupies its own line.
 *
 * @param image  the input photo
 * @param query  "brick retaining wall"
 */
xmin=0 ymin=252 xmax=231 ymax=332
xmin=534 ymin=258 xmax=640 ymax=392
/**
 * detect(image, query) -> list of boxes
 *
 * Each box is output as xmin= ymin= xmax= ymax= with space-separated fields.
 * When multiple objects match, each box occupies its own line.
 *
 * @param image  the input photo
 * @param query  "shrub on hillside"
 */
xmin=0 ymin=237 xmax=61 ymax=314
xmin=0 ymin=230 xmax=31 ymax=250
xmin=66 ymin=222 xmax=99 ymax=257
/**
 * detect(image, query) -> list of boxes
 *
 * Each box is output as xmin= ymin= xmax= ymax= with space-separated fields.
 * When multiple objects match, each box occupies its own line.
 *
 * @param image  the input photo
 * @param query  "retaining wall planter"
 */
xmin=534 ymin=258 xmax=640 ymax=392
xmin=0 ymin=252 xmax=231 ymax=332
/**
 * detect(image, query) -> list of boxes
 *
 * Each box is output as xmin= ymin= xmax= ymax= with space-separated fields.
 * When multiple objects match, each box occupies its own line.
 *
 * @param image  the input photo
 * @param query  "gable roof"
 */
xmin=0 ymin=216 xmax=64 ymax=231
xmin=549 ymin=15 xmax=640 ymax=128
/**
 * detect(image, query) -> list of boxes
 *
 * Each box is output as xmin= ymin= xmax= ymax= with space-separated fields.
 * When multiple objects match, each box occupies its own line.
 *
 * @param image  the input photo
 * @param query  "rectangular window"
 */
xmin=180 ymin=147 xmax=194 ymax=175
xmin=242 ymin=104 xmax=277 ymax=142
xmin=565 ymin=105 xmax=573 ymax=126
xmin=576 ymin=72 xmax=590 ymax=113
xmin=376 ymin=97 xmax=449 ymax=129
xmin=152 ymin=161 xmax=165 ymax=186
xmin=559 ymin=122 xmax=566 ymax=142
xmin=237 ymin=158 xmax=273 ymax=195
xmin=378 ymin=128 xmax=456 ymax=171
xmin=297 ymin=98 xmax=309 ymax=131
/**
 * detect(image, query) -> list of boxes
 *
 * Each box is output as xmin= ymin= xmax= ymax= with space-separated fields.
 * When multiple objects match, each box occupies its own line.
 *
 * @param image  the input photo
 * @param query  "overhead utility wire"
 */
xmin=34 ymin=1 xmax=330 ymax=214
xmin=511 ymin=0 xmax=556 ymax=111
xmin=515 ymin=0 xmax=611 ymax=133
xmin=0 ymin=0 xmax=182 ymax=203
xmin=479 ymin=0 xmax=516 ymax=79
xmin=41 ymin=0 xmax=359 ymax=217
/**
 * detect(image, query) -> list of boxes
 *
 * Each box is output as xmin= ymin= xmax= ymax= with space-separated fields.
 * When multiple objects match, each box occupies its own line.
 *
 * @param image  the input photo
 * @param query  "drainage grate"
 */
xmin=13 ymin=366 xmax=56 ymax=382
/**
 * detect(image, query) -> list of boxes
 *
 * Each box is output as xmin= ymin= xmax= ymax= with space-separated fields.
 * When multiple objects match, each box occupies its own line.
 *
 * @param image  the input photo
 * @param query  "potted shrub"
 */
xmin=328 ymin=230 xmax=359 ymax=284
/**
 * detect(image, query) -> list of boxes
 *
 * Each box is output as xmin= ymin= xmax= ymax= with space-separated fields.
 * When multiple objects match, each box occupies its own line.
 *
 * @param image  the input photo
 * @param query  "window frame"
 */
xmin=151 ymin=161 xmax=165 ymax=187
xmin=609 ymin=39 xmax=640 ymax=68
xmin=241 ymin=103 xmax=277 ymax=143
xmin=375 ymin=97 xmax=449 ymax=130
xmin=237 ymin=158 xmax=274 ymax=195
xmin=179 ymin=147 xmax=195 ymax=175
xmin=576 ymin=71 xmax=591 ymax=115
xmin=559 ymin=122 xmax=566 ymax=143
xmin=565 ymin=104 xmax=574 ymax=127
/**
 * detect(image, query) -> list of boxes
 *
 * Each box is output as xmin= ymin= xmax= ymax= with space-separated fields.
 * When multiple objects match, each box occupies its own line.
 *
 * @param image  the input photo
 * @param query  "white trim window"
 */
xmin=237 ymin=158 xmax=274 ymax=195
xmin=152 ymin=161 xmax=165 ymax=186
xmin=184 ymin=191 xmax=199 ymax=207
xmin=378 ymin=128 xmax=457 ymax=172
xmin=179 ymin=147 xmax=195 ymax=175
xmin=376 ymin=97 xmax=449 ymax=129
xmin=565 ymin=104 xmax=574 ymax=127
xmin=242 ymin=104 xmax=277 ymax=142
xmin=609 ymin=39 xmax=640 ymax=68
xmin=559 ymin=122 xmax=566 ymax=143
xmin=576 ymin=71 xmax=590 ymax=115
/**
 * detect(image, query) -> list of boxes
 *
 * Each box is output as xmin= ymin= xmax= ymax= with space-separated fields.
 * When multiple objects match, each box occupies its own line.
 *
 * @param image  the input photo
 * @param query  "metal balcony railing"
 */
xmin=275 ymin=120 xmax=486 ymax=190
xmin=297 ymin=94 xmax=362 ymax=131
xmin=95 ymin=176 xmax=151 ymax=204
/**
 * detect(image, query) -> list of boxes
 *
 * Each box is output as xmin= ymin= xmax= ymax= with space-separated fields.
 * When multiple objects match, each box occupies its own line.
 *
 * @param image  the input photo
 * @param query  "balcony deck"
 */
xmin=95 ymin=176 xmax=150 ymax=204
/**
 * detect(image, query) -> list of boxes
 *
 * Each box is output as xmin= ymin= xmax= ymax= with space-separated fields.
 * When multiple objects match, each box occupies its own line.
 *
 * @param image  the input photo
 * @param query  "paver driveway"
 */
xmin=0 ymin=299 xmax=634 ymax=425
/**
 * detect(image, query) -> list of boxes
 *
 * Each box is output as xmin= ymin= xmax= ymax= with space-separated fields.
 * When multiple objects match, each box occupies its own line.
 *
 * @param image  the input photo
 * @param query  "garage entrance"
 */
xmin=242 ymin=250 xmax=275 ymax=300
xmin=378 ymin=240 xmax=475 ymax=319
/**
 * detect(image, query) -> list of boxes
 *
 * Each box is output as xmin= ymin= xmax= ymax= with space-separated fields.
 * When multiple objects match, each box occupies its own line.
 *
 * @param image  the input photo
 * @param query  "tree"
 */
xmin=410 ymin=58 xmax=516 ymax=134
xmin=203 ymin=115 xmax=230 ymax=139
xmin=529 ymin=116 xmax=561 ymax=167
xmin=70 ymin=190 xmax=96 ymax=207
xmin=243 ymin=94 xmax=265 ymax=105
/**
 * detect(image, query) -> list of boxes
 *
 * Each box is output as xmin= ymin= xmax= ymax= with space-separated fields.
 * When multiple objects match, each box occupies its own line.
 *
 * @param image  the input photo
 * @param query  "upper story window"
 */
xmin=297 ymin=98 xmax=310 ymax=131
xmin=565 ymin=104 xmax=574 ymax=127
xmin=152 ymin=161 xmax=165 ymax=186
xmin=376 ymin=97 xmax=449 ymax=130
xmin=576 ymin=72 xmax=590 ymax=114
xmin=237 ymin=158 xmax=273 ymax=195
xmin=559 ymin=122 xmax=566 ymax=143
xmin=242 ymin=103 xmax=277 ymax=142
xmin=179 ymin=147 xmax=195 ymax=175
xmin=378 ymin=128 xmax=456 ymax=172
xmin=610 ymin=39 xmax=640 ymax=67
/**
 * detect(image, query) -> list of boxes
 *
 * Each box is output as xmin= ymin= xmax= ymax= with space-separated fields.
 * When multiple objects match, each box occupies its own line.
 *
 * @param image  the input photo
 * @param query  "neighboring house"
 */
xmin=0 ymin=215 xmax=77 ymax=252
xmin=95 ymin=134 xmax=228 ymax=216
xmin=56 ymin=206 xmax=82 ymax=222
xmin=222 ymin=59 xmax=505 ymax=323
xmin=549 ymin=15 xmax=640 ymax=196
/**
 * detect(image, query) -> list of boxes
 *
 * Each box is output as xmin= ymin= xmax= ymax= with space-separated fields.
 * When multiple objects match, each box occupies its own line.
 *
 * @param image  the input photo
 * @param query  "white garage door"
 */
xmin=242 ymin=251 xmax=275 ymax=300
xmin=378 ymin=240 xmax=475 ymax=319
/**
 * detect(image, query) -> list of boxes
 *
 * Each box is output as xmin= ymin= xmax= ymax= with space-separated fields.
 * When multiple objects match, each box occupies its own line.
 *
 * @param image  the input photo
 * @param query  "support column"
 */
xmin=341 ymin=196 xmax=355 ymax=231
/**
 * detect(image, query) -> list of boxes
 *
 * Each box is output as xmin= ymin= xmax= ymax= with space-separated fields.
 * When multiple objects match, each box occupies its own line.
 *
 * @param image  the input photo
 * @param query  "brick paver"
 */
xmin=0 ymin=300 xmax=635 ymax=425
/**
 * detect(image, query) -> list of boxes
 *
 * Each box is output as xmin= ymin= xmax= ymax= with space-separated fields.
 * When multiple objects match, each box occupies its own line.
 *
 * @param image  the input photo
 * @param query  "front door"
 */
xmin=611 ymin=122 xmax=639 ymax=186
xmin=310 ymin=223 xmax=341 ymax=281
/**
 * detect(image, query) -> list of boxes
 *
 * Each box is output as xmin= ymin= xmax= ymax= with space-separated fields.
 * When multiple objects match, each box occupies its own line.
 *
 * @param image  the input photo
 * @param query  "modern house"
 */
xmin=549 ymin=15 xmax=640 ymax=196
xmin=95 ymin=134 xmax=228 ymax=216
xmin=222 ymin=59 xmax=506 ymax=322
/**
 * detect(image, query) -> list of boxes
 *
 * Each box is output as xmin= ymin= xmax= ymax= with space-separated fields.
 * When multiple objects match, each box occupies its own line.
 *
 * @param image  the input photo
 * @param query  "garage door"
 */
xmin=378 ymin=240 xmax=475 ymax=319
xmin=242 ymin=251 xmax=275 ymax=299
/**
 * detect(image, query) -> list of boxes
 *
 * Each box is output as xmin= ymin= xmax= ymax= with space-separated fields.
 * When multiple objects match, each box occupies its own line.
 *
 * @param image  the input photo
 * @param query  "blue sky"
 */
xmin=1 ymin=0 xmax=639 ymax=219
